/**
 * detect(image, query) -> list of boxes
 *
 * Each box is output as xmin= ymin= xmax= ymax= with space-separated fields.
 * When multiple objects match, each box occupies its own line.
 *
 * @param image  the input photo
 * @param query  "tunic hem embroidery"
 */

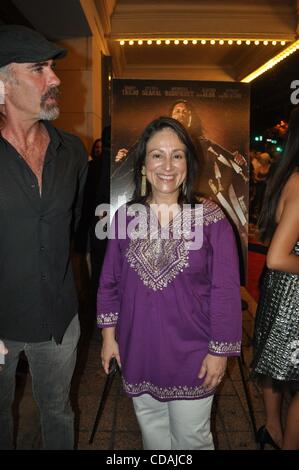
xmin=122 ymin=378 xmax=216 ymax=400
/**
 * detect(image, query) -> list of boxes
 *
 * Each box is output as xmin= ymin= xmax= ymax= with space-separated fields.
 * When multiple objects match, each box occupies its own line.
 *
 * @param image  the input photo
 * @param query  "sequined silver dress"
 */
xmin=251 ymin=241 xmax=299 ymax=391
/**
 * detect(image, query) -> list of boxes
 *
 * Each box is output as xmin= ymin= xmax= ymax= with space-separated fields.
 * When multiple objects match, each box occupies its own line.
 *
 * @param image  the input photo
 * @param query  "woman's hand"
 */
xmin=198 ymin=354 xmax=227 ymax=391
xmin=101 ymin=328 xmax=121 ymax=374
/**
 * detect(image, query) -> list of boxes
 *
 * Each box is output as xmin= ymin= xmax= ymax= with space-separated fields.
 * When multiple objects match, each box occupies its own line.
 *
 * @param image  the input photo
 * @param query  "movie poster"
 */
xmin=111 ymin=79 xmax=250 ymax=279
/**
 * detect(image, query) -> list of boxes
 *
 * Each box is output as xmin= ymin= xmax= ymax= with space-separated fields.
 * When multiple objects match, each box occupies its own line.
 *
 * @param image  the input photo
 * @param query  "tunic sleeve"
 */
xmin=208 ymin=215 xmax=242 ymax=356
xmin=96 ymin=212 xmax=122 ymax=328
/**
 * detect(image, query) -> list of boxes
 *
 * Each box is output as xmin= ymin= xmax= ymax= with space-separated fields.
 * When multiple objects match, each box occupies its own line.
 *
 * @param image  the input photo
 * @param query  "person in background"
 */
xmin=74 ymin=138 xmax=104 ymax=293
xmin=75 ymin=128 xmax=111 ymax=307
xmin=249 ymin=152 xmax=272 ymax=224
xmin=89 ymin=137 xmax=102 ymax=161
xmin=89 ymin=128 xmax=111 ymax=302
xmin=0 ymin=25 xmax=88 ymax=449
xmin=251 ymin=152 xmax=272 ymax=183
xmin=97 ymin=116 xmax=242 ymax=450
xmin=251 ymin=107 xmax=299 ymax=450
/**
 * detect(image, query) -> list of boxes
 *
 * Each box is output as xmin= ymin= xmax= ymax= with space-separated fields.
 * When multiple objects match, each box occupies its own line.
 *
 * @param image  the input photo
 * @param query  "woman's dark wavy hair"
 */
xmin=129 ymin=116 xmax=201 ymax=206
xmin=258 ymin=106 xmax=299 ymax=242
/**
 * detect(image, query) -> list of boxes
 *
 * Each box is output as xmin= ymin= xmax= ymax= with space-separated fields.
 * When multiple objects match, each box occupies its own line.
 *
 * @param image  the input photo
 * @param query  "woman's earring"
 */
xmin=141 ymin=166 xmax=147 ymax=196
xmin=182 ymin=181 xmax=187 ymax=197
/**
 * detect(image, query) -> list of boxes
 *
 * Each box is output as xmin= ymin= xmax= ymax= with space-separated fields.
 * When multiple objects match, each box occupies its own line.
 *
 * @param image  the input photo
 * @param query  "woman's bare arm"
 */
xmin=267 ymin=173 xmax=299 ymax=274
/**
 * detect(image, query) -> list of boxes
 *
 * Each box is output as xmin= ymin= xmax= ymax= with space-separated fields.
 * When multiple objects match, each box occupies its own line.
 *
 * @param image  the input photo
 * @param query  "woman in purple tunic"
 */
xmin=97 ymin=116 xmax=242 ymax=450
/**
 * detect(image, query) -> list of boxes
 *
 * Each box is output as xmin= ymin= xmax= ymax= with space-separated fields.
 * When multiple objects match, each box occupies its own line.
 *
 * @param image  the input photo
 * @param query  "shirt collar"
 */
xmin=41 ymin=120 xmax=63 ymax=151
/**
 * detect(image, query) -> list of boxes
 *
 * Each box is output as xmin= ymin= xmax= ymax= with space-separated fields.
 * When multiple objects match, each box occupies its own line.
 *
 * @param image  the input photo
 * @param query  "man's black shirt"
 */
xmin=0 ymin=121 xmax=88 ymax=343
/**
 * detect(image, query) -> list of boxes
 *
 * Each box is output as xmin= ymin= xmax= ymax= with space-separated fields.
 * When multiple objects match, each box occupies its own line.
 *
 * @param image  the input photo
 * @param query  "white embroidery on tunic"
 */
xmin=97 ymin=312 xmax=119 ymax=326
xmin=126 ymin=206 xmax=189 ymax=290
xmin=208 ymin=340 xmax=241 ymax=354
xmin=123 ymin=378 xmax=216 ymax=399
xmin=125 ymin=201 xmax=224 ymax=291
xmin=126 ymin=237 xmax=189 ymax=291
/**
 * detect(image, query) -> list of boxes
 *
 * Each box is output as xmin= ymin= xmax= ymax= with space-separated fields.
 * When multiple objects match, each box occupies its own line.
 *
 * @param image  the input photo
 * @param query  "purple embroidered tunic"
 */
xmin=97 ymin=199 xmax=242 ymax=401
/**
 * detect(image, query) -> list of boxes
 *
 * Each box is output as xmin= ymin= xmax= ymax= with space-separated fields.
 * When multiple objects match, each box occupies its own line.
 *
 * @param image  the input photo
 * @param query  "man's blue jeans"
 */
xmin=0 ymin=315 xmax=80 ymax=449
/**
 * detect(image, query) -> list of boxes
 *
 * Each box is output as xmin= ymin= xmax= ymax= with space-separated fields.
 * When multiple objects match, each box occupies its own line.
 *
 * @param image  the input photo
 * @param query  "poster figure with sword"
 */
xmin=170 ymin=100 xmax=248 ymax=253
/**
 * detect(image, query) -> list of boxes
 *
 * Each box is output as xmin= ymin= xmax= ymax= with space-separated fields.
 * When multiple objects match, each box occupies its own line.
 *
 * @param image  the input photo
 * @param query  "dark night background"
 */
xmin=250 ymin=50 xmax=299 ymax=142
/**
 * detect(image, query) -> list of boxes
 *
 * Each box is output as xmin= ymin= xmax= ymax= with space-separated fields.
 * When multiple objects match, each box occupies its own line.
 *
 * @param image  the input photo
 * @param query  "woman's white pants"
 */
xmin=132 ymin=393 xmax=214 ymax=450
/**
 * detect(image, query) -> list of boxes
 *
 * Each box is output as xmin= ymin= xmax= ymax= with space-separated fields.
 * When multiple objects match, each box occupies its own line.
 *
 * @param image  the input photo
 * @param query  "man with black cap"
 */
xmin=0 ymin=25 xmax=88 ymax=449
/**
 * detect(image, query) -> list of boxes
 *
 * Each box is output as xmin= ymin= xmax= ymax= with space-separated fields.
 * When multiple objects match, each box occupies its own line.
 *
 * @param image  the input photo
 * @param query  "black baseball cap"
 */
xmin=0 ymin=25 xmax=67 ymax=67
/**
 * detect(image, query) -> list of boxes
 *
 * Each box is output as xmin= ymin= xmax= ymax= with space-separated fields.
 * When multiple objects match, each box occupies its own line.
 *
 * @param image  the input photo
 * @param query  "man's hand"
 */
xmin=198 ymin=353 xmax=227 ymax=391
